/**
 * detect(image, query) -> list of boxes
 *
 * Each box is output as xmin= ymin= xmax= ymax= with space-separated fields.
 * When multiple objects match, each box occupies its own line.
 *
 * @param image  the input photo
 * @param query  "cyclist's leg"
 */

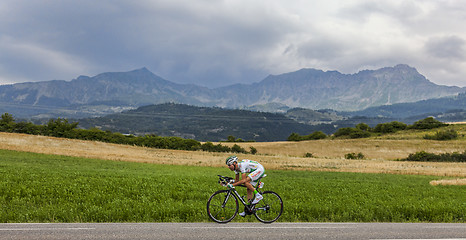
xmin=244 ymin=177 xmax=255 ymax=201
xmin=245 ymin=168 xmax=265 ymax=201
xmin=238 ymin=177 xmax=255 ymax=217
xmin=247 ymin=168 xmax=265 ymax=204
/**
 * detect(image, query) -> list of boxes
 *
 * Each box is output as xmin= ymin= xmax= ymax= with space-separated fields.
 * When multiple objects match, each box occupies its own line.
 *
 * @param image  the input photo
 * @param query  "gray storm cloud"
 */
xmin=1 ymin=0 xmax=466 ymax=87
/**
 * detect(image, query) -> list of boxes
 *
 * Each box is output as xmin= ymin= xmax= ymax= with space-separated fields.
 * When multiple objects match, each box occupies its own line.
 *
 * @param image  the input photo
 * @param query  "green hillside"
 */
xmin=77 ymin=103 xmax=336 ymax=141
xmin=348 ymin=92 xmax=466 ymax=120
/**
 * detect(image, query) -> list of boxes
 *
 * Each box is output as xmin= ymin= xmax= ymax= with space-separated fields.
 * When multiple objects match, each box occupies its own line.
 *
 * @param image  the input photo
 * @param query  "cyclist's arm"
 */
xmin=232 ymin=173 xmax=250 ymax=186
xmin=235 ymin=173 xmax=240 ymax=183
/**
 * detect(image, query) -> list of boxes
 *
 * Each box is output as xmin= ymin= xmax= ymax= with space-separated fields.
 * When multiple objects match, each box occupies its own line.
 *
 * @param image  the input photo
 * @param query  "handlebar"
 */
xmin=217 ymin=175 xmax=235 ymax=185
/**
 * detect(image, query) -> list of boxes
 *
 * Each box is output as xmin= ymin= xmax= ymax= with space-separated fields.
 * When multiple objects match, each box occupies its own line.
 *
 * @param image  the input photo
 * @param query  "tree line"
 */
xmin=1 ymin=112 xmax=459 ymax=155
xmin=0 ymin=113 xmax=253 ymax=154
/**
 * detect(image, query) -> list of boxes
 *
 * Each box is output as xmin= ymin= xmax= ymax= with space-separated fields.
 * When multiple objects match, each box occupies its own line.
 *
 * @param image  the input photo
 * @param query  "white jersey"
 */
xmin=235 ymin=159 xmax=264 ymax=175
xmin=235 ymin=159 xmax=265 ymax=185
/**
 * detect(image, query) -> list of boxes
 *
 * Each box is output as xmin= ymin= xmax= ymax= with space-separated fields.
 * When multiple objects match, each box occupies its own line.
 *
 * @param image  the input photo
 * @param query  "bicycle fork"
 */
xmin=222 ymin=191 xmax=233 ymax=208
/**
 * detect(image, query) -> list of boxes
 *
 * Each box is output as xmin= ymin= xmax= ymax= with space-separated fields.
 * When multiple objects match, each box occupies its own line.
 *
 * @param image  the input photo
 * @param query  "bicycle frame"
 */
xmin=219 ymin=175 xmax=264 ymax=212
xmin=226 ymin=186 xmax=249 ymax=208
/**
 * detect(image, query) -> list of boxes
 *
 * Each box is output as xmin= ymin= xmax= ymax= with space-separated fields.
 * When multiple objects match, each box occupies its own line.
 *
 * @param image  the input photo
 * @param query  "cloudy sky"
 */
xmin=1 ymin=0 xmax=466 ymax=88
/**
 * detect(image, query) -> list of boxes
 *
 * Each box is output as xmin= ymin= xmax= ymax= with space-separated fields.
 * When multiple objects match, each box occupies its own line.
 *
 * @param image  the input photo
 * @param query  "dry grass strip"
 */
xmin=430 ymin=179 xmax=466 ymax=186
xmin=1 ymin=132 xmax=465 ymax=179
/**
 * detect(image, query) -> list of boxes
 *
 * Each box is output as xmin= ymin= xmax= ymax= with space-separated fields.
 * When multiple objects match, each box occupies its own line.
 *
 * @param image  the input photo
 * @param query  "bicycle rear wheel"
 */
xmin=254 ymin=191 xmax=283 ymax=223
xmin=207 ymin=190 xmax=239 ymax=223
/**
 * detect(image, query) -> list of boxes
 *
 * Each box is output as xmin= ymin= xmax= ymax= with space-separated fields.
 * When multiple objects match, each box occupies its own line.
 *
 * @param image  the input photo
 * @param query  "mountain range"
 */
xmin=0 ymin=64 xmax=465 ymax=119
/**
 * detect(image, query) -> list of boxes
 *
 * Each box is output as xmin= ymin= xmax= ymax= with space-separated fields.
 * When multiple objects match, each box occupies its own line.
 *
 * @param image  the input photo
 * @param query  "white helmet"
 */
xmin=225 ymin=156 xmax=238 ymax=166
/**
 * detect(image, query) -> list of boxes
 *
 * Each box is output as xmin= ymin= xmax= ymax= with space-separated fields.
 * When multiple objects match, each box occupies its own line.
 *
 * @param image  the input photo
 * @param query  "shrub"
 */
xmin=227 ymin=135 xmax=236 ymax=142
xmin=345 ymin=152 xmax=365 ymax=160
xmin=200 ymin=142 xmax=230 ymax=152
xmin=249 ymin=146 xmax=257 ymax=155
xmin=287 ymin=131 xmax=327 ymax=141
xmin=334 ymin=128 xmax=370 ymax=139
xmin=402 ymin=151 xmax=466 ymax=162
xmin=373 ymin=121 xmax=407 ymax=133
xmin=307 ymin=131 xmax=327 ymax=140
xmin=200 ymin=142 xmax=215 ymax=151
xmin=404 ymin=151 xmax=436 ymax=162
xmin=333 ymin=127 xmax=354 ymax=137
xmin=348 ymin=129 xmax=371 ymax=139
xmin=355 ymin=123 xmax=370 ymax=131
xmin=42 ymin=118 xmax=79 ymax=137
xmin=287 ymin=133 xmax=301 ymax=141
xmin=424 ymin=129 xmax=458 ymax=140
xmin=409 ymin=117 xmax=448 ymax=130
xmin=0 ymin=113 xmax=15 ymax=132
xmin=304 ymin=152 xmax=314 ymax=158
xmin=12 ymin=121 xmax=41 ymax=135
xmin=231 ymin=144 xmax=247 ymax=153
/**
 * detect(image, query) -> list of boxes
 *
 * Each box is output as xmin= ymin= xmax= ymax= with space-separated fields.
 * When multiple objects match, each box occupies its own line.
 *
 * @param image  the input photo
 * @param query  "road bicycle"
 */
xmin=206 ymin=175 xmax=283 ymax=223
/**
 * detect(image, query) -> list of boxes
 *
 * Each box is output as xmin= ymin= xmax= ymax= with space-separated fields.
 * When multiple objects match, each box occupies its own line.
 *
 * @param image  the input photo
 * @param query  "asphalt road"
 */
xmin=0 ymin=222 xmax=464 ymax=240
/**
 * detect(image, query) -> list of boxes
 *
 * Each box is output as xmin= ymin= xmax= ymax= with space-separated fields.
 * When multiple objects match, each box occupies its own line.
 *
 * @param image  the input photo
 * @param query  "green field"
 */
xmin=0 ymin=149 xmax=464 ymax=223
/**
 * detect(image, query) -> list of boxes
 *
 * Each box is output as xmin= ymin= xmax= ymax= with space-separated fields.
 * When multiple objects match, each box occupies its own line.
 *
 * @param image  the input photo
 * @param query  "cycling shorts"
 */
xmin=248 ymin=166 xmax=265 ymax=187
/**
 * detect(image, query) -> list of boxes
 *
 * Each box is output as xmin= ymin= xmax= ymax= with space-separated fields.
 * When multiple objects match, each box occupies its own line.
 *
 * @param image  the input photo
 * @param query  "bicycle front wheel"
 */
xmin=207 ymin=190 xmax=239 ymax=223
xmin=254 ymin=191 xmax=283 ymax=223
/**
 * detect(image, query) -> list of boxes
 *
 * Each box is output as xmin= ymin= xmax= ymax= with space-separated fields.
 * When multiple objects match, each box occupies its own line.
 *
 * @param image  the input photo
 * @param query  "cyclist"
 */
xmin=225 ymin=155 xmax=264 ymax=217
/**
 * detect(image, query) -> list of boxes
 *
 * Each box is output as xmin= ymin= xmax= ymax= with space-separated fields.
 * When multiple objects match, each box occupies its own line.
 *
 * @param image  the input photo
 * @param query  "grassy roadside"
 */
xmin=1 ymin=149 xmax=464 ymax=223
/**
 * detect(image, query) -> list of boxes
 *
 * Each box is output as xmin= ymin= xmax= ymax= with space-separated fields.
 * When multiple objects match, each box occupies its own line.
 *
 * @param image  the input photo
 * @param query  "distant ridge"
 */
xmin=217 ymin=64 xmax=463 ymax=111
xmin=0 ymin=64 xmax=464 ymax=118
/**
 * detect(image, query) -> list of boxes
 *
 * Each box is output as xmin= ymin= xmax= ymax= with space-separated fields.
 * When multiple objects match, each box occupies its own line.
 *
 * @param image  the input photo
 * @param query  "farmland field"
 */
xmin=0 ymin=149 xmax=465 ymax=223
xmin=0 ymin=130 xmax=465 ymax=222
xmin=1 ymin=132 xmax=465 ymax=177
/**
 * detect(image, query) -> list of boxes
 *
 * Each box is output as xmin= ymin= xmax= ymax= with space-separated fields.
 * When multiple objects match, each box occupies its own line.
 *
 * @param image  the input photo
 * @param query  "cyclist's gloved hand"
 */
xmin=227 ymin=183 xmax=234 ymax=189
